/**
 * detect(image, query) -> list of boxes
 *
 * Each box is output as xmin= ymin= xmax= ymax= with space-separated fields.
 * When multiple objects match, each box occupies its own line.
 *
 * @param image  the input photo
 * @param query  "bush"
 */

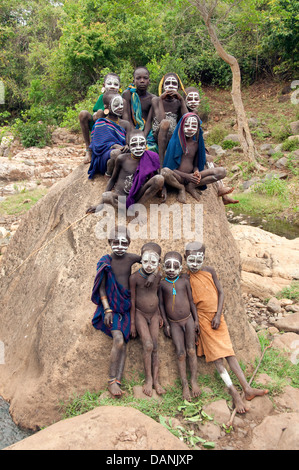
xmin=282 ymin=138 xmax=299 ymax=152
xmin=253 ymin=175 xmax=289 ymax=201
xmin=222 ymin=139 xmax=237 ymax=149
xmin=12 ymin=118 xmax=52 ymax=148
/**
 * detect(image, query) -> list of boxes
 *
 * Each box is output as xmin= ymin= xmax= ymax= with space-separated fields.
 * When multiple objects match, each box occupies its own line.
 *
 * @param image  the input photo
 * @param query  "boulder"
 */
xmin=250 ymin=413 xmax=299 ymax=450
xmin=0 ymin=164 xmax=260 ymax=430
xmin=274 ymin=312 xmax=299 ymax=333
xmin=4 ymin=406 xmax=188 ymax=450
xmin=230 ymin=225 xmax=299 ymax=299
xmin=290 ymin=121 xmax=299 ymax=135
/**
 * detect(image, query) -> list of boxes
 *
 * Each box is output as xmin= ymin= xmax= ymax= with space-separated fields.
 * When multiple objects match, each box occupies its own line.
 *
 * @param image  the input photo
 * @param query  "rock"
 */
xmin=287 ymin=135 xmax=299 ymax=142
xmin=250 ymin=413 xmax=299 ymax=450
xmin=285 ymin=304 xmax=299 ymax=312
xmin=267 ymin=297 xmax=281 ymax=314
xmin=274 ymin=386 xmax=299 ymax=412
xmin=274 ymin=157 xmax=288 ymax=169
xmin=274 ymin=312 xmax=299 ymax=334
xmin=230 ymin=225 xmax=299 ymax=300
xmin=245 ymin=395 xmax=274 ymax=423
xmin=272 ymin=332 xmax=299 ymax=364
xmin=223 ymin=134 xmax=240 ymax=143
xmin=248 ymin=118 xmax=258 ymax=128
xmin=0 ymin=164 xmax=260 ymax=430
xmin=207 ymin=144 xmax=226 ymax=157
xmin=4 ymin=406 xmax=188 ymax=450
xmin=290 ymin=121 xmax=299 ymax=135
xmin=132 ymin=385 xmax=162 ymax=402
xmin=260 ymin=143 xmax=272 ymax=153
xmin=202 ymin=399 xmax=231 ymax=425
xmin=279 ymin=298 xmax=294 ymax=307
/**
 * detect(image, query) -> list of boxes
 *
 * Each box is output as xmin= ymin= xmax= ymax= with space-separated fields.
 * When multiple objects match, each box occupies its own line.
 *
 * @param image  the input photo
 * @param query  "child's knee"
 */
xmin=113 ymin=332 xmax=124 ymax=349
xmin=177 ymin=349 xmax=186 ymax=361
xmin=160 ymin=119 xmax=170 ymax=132
xmin=143 ymin=339 xmax=154 ymax=354
xmin=186 ymin=347 xmax=196 ymax=357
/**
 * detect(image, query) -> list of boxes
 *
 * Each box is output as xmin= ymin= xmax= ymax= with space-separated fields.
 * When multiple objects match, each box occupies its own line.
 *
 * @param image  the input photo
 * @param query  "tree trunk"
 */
xmin=191 ymin=1 xmax=261 ymax=167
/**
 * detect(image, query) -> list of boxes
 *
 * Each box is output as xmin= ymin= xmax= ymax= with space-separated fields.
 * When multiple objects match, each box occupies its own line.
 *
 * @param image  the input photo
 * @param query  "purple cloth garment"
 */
xmin=126 ymin=150 xmax=160 ymax=208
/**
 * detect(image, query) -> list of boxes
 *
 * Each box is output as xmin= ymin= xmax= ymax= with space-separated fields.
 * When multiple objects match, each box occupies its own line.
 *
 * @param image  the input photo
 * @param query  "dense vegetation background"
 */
xmin=0 ymin=0 xmax=298 ymax=132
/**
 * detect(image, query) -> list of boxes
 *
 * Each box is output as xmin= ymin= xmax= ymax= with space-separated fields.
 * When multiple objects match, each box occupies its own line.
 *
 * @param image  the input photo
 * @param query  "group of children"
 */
xmin=81 ymin=67 xmax=239 ymax=214
xmin=91 ymin=226 xmax=268 ymax=414
xmin=86 ymin=68 xmax=267 ymax=415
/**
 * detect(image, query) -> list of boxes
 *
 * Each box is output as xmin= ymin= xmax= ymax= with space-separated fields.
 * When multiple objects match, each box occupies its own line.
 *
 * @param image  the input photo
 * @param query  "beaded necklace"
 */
xmin=165 ymin=275 xmax=180 ymax=311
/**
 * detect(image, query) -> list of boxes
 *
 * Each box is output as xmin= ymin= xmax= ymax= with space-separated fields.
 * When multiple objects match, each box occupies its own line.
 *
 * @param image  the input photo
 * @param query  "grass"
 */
xmin=0 ymin=187 xmax=47 ymax=215
xmin=58 ymin=335 xmax=298 ymax=448
xmin=227 ymin=192 xmax=289 ymax=220
xmin=276 ymin=281 xmax=299 ymax=303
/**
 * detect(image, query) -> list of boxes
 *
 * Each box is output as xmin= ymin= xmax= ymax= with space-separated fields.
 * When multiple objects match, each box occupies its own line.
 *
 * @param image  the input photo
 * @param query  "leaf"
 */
xmin=201 ymin=410 xmax=213 ymax=421
xmin=185 ymin=414 xmax=202 ymax=422
xmin=202 ymin=441 xmax=216 ymax=449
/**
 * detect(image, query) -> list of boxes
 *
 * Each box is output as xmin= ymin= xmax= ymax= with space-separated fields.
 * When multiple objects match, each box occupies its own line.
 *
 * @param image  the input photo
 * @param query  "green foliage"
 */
xmin=222 ymin=139 xmax=238 ymax=149
xmin=205 ymin=125 xmax=227 ymax=146
xmin=253 ymin=175 xmax=289 ymax=201
xmin=282 ymin=138 xmax=299 ymax=152
xmin=12 ymin=117 xmax=52 ymax=148
xmin=276 ymin=281 xmax=299 ymax=303
xmin=0 ymin=187 xmax=48 ymax=215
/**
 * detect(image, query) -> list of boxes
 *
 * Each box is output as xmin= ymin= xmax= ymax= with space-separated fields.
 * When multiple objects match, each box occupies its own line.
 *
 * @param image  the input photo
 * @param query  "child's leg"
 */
xmin=185 ymin=316 xmax=201 ymax=398
xmin=226 ymin=356 xmax=269 ymax=401
xmin=214 ymin=357 xmax=248 ymax=413
xmin=108 ymin=330 xmax=127 ymax=397
xmin=149 ymin=313 xmax=165 ymax=395
xmin=170 ymin=322 xmax=191 ymax=401
xmin=135 ymin=311 xmax=155 ymax=396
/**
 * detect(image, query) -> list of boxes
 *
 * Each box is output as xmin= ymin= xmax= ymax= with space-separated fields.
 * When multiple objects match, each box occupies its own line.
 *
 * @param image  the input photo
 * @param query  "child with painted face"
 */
xmin=88 ymin=92 xmax=132 ymax=179
xmin=91 ymin=226 xmax=155 ymax=397
xmin=185 ymin=241 xmax=269 ymax=414
xmin=79 ymin=73 xmax=122 ymax=164
xmin=129 ymin=243 xmax=165 ymax=397
xmin=86 ymin=130 xmax=163 ymax=220
xmin=162 ymin=112 xmax=228 ymax=203
xmin=158 ymin=251 xmax=201 ymax=401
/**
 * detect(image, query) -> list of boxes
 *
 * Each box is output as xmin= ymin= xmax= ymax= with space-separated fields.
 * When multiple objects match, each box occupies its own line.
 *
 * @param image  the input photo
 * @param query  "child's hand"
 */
xmin=211 ymin=314 xmax=221 ymax=330
xmin=163 ymin=323 xmax=171 ymax=338
xmin=104 ymin=310 xmax=113 ymax=327
xmin=194 ymin=320 xmax=200 ymax=335
xmin=144 ymin=273 xmax=155 ymax=287
xmin=130 ymin=323 xmax=137 ymax=338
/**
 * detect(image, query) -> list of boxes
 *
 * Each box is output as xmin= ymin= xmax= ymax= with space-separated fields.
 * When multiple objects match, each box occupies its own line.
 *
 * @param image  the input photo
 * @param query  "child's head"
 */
xmin=163 ymin=251 xmax=182 ymax=279
xmin=159 ymin=73 xmax=186 ymax=96
xmin=185 ymin=241 xmax=205 ymax=273
xmin=108 ymin=225 xmax=130 ymax=257
xmin=183 ymin=113 xmax=200 ymax=138
xmin=141 ymin=242 xmax=161 ymax=274
xmin=133 ymin=67 xmax=150 ymax=92
xmin=103 ymin=73 xmax=120 ymax=93
xmin=185 ymin=87 xmax=200 ymax=111
xmin=129 ymin=129 xmax=147 ymax=157
xmin=103 ymin=92 xmax=123 ymax=117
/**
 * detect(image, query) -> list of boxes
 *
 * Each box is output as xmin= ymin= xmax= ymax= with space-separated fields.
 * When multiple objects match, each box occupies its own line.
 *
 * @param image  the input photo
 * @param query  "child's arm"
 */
xmin=129 ymin=274 xmax=137 ymax=338
xmin=206 ymin=267 xmax=224 ymax=330
xmin=99 ymin=272 xmax=113 ymax=328
xmin=158 ymin=284 xmax=171 ymax=338
xmin=186 ymin=279 xmax=200 ymax=334
xmin=105 ymin=154 xmax=123 ymax=191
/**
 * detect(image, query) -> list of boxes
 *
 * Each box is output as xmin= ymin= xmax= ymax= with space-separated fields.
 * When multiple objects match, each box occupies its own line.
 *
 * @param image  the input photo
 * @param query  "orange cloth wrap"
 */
xmin=189 ymin=270 xmax=235 ymax=362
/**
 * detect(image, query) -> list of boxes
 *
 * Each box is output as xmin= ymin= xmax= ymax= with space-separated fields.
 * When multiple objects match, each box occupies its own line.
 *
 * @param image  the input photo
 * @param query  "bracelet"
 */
xmin=104 ymin=309 xmax=113 ymax=315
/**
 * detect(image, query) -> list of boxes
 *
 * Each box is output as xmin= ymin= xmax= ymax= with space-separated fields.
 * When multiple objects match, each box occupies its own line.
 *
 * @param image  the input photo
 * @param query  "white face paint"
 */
xmin=141 ymin=250 xmax=160 ymax=274
xmin=110 ymin=236 xmax=129 ymax=257
xmin=104 ymin=75 xmax=120 ymax=92
xmin=110 ymin=95 xmax=123 ymax=117
xmin=186 ymin=91 xmax=200 ymax=110
xmin=163 ymin=76 xmax=178 ymax=92
xmin=163 ymin=257 xmax=182 ymax=279
xmin=183 ymin=116 xmax=198 ymax=138
xmin=129 ymin=135 xmax=146 ymax=157
xmin=186 ymin=252 xmax=205 ymax=272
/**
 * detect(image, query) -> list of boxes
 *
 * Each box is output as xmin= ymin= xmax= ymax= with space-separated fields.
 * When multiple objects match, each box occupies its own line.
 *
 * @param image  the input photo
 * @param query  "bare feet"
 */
xmin=177 ymin=187 xmax=187 ymax=204
xmin=245 ymin=387 xmax=269 ymax=401
xmin=158 ymin=186 xmax=167 ymax=202
xmin=185 ymin=183 xmax=201 ymax=201
xmin=108 ymin=379 xmax=123 ymax=398
xmin=154 ymin=382 xmax=166 ymax=395
xmin=143 ymin=379 xmax=153 ymax=397
xmin=191 ymin=381 xmax=201 ymax=398
xmin=230 ymin=388 xmax=249 ymax=414
xmin=222 ymin=195 xmax=239 ymax=205
xmin=218 ymin=186 xmax=234 ymax=197
xmin=84 ymin=148 xmax=92 ymax=164
xmin=182 ymin=384 xmax=192 ymax=402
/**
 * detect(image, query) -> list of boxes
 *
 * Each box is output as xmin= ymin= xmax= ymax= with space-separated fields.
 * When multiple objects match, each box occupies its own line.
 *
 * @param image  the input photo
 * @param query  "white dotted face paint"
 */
xmin=110 ymin=95 xmax=123 ymax=117
xmin=141 ymin=251 xmax=159 ymax=274
xmin=129 ymin=135 xmax=146 ymax=157
xmin=186 ymin=92 xmax=200 ymax=110
xmin=163 ymin=257 xmax=182 ymax=279
xmin=220 ymin=370 xmax=233 ymax=388
xmin=104 ymin=75 xmax=120 ymax=92
xmin=186 ymin=251 xmax=205 ymax=272
xmin=163 ymin=76 xmax=178 ymax=92
xmin=183 ymin=116 xmax=198 ymax=138
xmin=110 ymin=236 xmax=129 ymax=256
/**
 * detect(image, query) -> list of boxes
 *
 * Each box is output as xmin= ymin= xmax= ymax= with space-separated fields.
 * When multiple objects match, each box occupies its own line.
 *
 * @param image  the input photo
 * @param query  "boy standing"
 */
xmin=159 ymin=251 xmax=201 ymax=401
xmin=129 ymin=243 xmax=165 ymax=397
xmin=185 ymin=241 xmax=269 ymax=413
